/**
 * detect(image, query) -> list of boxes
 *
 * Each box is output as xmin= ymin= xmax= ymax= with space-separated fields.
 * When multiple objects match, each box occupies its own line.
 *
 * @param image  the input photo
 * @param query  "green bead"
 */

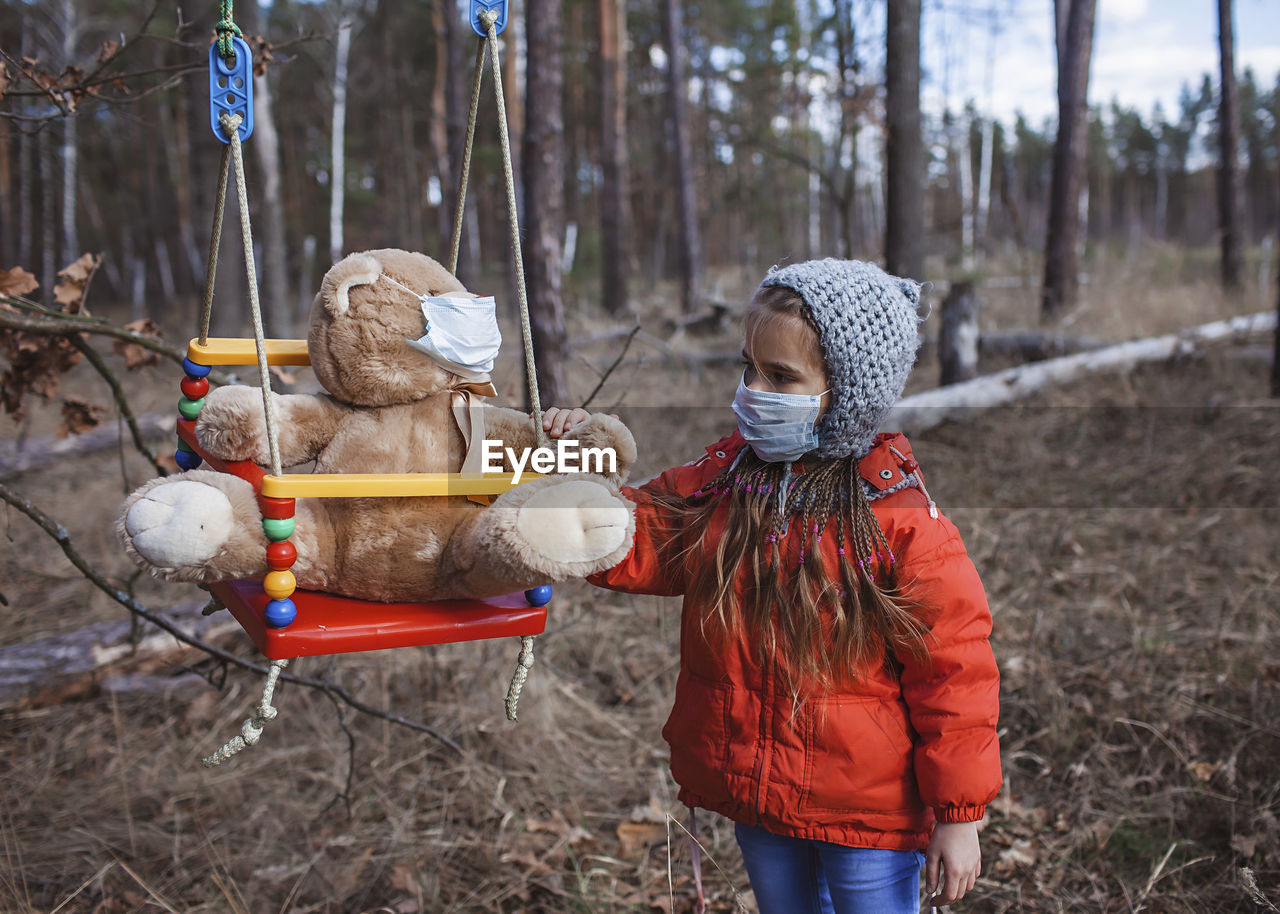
xmin=178 ymin=396 xmax=204 ymax=420
xmin=262 ymin=517 xmax=295 ymax=541
xmin=176 ymin=438 xmax=196 ymax=454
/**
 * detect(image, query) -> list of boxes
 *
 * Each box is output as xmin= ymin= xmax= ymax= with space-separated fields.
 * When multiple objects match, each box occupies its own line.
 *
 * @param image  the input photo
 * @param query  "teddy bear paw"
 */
xmin=196 ymin=385 xmax=269 ymax=462
xmin=124 ymin=480 xmax=235 ymax=567
xmin=514 ymin=478 xmax=630 ymax=565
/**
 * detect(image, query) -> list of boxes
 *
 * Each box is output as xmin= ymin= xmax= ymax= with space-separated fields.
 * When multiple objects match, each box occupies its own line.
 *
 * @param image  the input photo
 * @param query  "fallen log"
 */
xmin=0 ymin=598 xmax=240 ymax=710
xmin=0 ymin=411 xmax=175 ymax=480
xmin=891 ymin=311 xmax=1277 ymax=433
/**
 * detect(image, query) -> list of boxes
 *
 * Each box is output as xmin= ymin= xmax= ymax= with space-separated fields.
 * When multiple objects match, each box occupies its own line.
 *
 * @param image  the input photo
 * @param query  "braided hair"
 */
xmin=668 ymin=285 xmax=931 ymax=693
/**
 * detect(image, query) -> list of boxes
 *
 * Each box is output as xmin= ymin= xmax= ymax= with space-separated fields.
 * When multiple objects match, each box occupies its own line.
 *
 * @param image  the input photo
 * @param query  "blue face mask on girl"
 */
xmin=731 ymin=371 xmax=829 ymax=463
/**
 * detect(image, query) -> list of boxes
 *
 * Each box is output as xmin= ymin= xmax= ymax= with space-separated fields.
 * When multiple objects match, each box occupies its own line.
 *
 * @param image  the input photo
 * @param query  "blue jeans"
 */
xmin=735 ymin=822 xmax=923 ymax=914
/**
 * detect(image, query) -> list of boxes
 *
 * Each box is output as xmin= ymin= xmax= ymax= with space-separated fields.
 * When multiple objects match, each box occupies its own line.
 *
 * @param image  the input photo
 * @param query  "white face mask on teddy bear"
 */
xmin=384 ymin=275 xmax=502 ymax=383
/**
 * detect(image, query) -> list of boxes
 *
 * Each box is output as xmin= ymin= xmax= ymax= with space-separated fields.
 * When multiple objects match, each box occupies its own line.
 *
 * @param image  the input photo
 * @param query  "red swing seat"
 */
xmin=176 ymin=415 xmax=548 ymax=659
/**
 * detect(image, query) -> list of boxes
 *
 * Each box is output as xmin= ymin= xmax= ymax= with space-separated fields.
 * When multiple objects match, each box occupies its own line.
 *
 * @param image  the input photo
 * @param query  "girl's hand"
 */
xmin=541 ymin=406 xmax=591 ymax=439
xmin=925 ymin=821 xmax=981 ymax=906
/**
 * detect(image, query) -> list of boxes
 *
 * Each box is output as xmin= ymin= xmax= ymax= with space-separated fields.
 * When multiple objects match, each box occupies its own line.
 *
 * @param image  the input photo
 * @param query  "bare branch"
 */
xmin=579 ymin=325 xmax=640 ymax=410
xmin=0 ymin=482 xmax=464 ymax=755
xmin=66 ymin=336 xmax=169 ymax=477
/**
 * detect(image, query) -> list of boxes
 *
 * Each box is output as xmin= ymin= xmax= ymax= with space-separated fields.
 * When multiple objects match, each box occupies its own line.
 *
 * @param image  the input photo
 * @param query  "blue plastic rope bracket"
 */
xmin=208 ymin=36 xmax=254 ymax=144
xmin=470 ymin=0 xmax=507 ymax=36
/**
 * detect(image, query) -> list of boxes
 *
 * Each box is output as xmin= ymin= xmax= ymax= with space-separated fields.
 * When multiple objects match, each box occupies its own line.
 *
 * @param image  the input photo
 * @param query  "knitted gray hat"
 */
xmin=758 ymin=259 xmax=923 ymax=460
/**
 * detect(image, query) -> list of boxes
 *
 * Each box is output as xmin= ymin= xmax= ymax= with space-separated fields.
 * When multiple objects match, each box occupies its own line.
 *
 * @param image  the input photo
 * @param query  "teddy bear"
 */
xmin=117 ymin=248 xmax=637 ymax=604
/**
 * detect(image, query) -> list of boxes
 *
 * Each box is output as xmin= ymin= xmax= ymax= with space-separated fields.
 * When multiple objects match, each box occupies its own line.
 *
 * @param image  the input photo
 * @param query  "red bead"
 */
xmin=266 ymin=541 xmax=297 ymax=570
xmin=181 ymin=376 xmax=210 ymax=399
xmin=258 ymin=496 xmax=296 ymax=519
xmin=901 ymin=458 xmax=919 ymax=473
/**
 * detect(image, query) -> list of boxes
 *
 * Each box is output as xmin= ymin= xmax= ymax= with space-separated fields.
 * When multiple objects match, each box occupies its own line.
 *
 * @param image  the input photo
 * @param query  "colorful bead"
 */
xmin=174 ymin=448 xmax=202 ymax=470
xmin=525 ymin=584 xmax=553 ymax=606
xmin=180 ymin=376 xmax=210 ymax=400
xmin=177 ymin=396 xmax=203 ymax=420
xmin=258 ymin=496 xmax=296 ymax=520
xmin=266 ymin=541 xmax=297 ymax=570
xmin=262 ymin=517 xmax=295 ymax=541
xmin=263 ymin=598 xmax=297 ymax=628
xmin=837 ymin=548 xmax=846 ymax=556
xmin=182 ymin=357 xmax=212 ymax=379
xmin=263 ymin=569 xmax=296 ymax=600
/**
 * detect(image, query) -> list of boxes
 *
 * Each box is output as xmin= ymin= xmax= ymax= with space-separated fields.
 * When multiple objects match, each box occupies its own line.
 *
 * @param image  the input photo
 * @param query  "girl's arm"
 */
xmin=544 ymin=407 xmax=688 ymax=597
xmin=894 ymin=515 xmax=1003 ymax=823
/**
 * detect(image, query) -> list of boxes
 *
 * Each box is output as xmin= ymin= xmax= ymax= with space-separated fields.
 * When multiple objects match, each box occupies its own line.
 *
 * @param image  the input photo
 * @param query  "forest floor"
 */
xmin=1 ymin=246 xmax=1278 ymax=912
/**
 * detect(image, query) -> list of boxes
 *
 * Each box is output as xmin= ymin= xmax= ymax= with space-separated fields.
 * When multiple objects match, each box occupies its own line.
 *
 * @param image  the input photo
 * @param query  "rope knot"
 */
xmin=241 ymin=718 xmax=264 ymax=745
xmin=214 ymin=19 xmax=243 ymax=61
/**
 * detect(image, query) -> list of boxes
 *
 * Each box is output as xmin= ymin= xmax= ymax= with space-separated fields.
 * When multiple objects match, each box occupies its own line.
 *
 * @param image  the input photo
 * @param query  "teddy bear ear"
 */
xmin=321 ymin=252 xmax=382 ymax=317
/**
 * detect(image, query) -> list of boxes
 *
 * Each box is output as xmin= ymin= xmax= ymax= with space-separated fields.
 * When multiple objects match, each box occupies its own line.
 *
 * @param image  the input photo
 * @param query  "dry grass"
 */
xmin=1 ymin=243 xmax=1278 ymax=911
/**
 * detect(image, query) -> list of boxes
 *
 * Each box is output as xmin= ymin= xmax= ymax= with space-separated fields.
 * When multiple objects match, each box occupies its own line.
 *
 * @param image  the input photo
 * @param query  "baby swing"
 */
xmin=184 ymin=0 xmax=549 ymax=765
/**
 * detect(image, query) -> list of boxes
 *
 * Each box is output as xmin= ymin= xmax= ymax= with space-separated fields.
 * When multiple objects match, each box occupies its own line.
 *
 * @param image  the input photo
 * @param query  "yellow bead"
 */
xmin=263 ymin=569 xmax=296 ymax=600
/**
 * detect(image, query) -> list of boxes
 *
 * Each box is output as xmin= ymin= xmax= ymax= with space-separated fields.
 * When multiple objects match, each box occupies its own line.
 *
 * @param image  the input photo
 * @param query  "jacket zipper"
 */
xmin=749 ymin=620 xmax=775 ymax=822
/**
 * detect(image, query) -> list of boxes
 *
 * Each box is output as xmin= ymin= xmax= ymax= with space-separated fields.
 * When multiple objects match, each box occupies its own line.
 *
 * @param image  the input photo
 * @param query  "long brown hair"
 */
xmin=668 ymin=286 xmax=931 ymax=692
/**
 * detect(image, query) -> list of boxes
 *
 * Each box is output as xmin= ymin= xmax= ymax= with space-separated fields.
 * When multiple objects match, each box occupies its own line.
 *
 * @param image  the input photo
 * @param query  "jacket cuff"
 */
xmin=934 ymin=804 xmax=986 ymax=824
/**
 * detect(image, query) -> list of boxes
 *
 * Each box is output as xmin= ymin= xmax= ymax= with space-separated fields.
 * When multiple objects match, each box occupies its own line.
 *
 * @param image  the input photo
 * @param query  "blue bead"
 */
xmin=264 ymin=598 xmax=297 ymax=628
xmin=174 ymin=448 xmax=203 ymax=470
xmin=524 ymin=585 xmax=553 ymax=607
xmin=182 ymin=357 xmax=212 ymax=378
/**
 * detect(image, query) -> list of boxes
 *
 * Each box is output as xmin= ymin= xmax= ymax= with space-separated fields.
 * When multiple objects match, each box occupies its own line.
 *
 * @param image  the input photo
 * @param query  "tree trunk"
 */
xmin=523 ymin=0 xmax=570 ymax=406
xmin=885 ymin=0 xmax=924 ymax=280
xmin=159 ymin=91 xmax=204 ymax=291
xmin=1041 ymin=0 xmax=1096 ymax=319
xmin=0 ymin=119 xmax=10 ymax=266
xmin=659 ymin=0 xmax=702 ymax=312
xmin=833 ymin=0 xmax=857 ymax=258
xmin=1217 ymin=0 xmax=1245 ymax=291
xmin=598 ymin=0 xmax=630 ymax=316
xmin=39 ymin=127 xmax=57 ymax=300
xmin=59 ymin=0 xmax=78 ymax=264
xmin=329 ymin=9 xmax=353 ymax=264
xmin=958 ymin=113 xmax=975 ymax=271
xmin=429 ymin=0 xmax=454 ymax=257
xmin=939 ymin=280 xmax=980 ymax=385
xmin=211 ymin=156 xmax=246 ymax=337
xmin=248 ymin=0 xmax=292 ymax=336
xmin=1272 ymin=179 xmax=1279 ymax=396
xmin=442 ymin=0 xmax=478 ymax=284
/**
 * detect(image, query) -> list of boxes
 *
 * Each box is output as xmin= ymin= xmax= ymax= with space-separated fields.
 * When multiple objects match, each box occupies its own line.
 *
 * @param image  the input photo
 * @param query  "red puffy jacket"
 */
xmin=588 ymin=430 xmax=1002 ymax=851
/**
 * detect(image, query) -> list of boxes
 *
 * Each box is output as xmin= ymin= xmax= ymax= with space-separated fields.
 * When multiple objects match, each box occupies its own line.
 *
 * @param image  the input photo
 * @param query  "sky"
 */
xmin=919 ymin=0 xmax=1280 ymax=128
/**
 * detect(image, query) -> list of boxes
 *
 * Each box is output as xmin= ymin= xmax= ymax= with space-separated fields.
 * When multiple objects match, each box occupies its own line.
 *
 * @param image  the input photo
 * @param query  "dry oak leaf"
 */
xmin=113 ymin=319 xmax=162 ymax=369
xmin=0 ymin=266 xmax=38 ymax=297
xmin=617 ymin=821 xmax=669 ymax=858
xmin=58 ymin=396 xmax=106 ymax=438
xmin=54 ymin=252 xmax=101 ymax=312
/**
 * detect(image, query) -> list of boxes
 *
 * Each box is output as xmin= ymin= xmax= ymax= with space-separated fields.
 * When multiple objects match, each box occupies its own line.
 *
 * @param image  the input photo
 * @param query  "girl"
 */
xmin=544 ymin=259 xmax=1001 ymax=912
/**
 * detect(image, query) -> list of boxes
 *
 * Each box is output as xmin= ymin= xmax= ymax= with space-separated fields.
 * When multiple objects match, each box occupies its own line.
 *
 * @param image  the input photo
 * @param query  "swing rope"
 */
xmin=449 ymin=10 xmax=549 ymax=450
xmin=203 ymin=658 xmax=289 ymax=767
xmin=195 ymin=11 xmax=545 ymax=752
xmin=214 ymin=0 xmax=242 ymax=62
xmin=448 ymin=39 xmax=487 ymax=279
xmin=197 ymin=144 xmax=232 ymax=347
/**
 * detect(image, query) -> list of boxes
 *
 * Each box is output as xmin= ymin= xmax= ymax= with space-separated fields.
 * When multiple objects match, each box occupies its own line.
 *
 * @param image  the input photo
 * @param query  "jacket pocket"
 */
xmin=799 ymin=696 xmax=918 ymax=814
xmin=662 ymin=669 xmax=735 ymax=804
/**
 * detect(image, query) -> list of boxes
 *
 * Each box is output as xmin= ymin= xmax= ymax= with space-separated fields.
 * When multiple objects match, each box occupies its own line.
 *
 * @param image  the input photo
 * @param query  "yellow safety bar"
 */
xmin=187 ymin=338 xmax=312 ymax=366
xmin=259 ymin=472 xmax=531 ymax=499
xmin=182 ymin=338 xmax=537 ymax=502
